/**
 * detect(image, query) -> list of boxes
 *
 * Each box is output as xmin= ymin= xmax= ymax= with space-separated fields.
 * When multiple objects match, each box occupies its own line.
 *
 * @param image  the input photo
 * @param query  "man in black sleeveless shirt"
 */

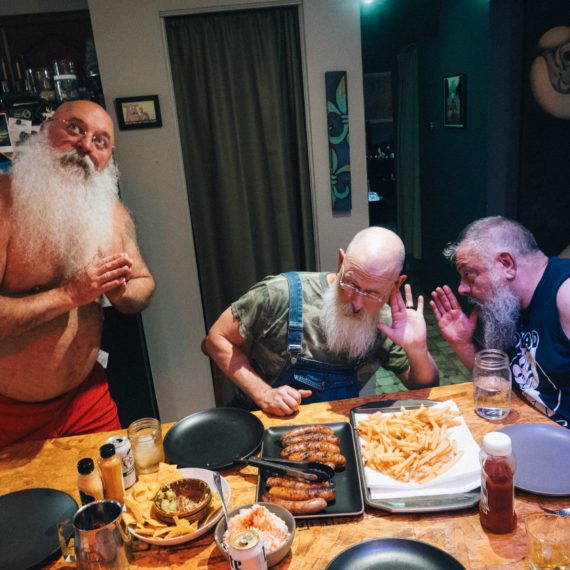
xmin=430 ymin=216 xmax=570 ymax=427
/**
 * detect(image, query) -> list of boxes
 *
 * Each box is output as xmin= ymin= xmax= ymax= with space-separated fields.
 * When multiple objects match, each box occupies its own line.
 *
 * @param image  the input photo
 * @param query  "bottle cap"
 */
xmin=77 ymin=457 xmax=95 ymax=474
xmin=99 ymin=443 xmax=116 ymax=458
xmin=482 ymin=432 xmax=512 ymax=456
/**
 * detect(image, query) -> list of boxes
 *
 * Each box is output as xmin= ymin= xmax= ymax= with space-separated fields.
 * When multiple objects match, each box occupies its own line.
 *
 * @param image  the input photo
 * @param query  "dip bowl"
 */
xmin=152 ymin=478 xmax=212 ymax=524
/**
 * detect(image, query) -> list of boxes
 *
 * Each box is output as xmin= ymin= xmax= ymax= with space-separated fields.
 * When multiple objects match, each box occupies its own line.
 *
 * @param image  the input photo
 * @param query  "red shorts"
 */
xmin=0 ymin=363 xmax=121 ymax=447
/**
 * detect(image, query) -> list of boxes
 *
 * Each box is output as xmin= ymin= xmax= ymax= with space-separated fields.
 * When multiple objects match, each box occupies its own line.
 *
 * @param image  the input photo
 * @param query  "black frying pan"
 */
xmin=326 ymin=538 xmax=465 ymax=569
xmin=164 ymin=407 xmax=265 ymax=470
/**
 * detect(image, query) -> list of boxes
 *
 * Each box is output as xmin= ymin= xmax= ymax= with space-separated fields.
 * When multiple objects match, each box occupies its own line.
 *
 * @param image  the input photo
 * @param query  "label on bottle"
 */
xmin=79 ymin=490 xmax=96 ymax=506
xmin=480 ymin=474 xmax=489 ymax=515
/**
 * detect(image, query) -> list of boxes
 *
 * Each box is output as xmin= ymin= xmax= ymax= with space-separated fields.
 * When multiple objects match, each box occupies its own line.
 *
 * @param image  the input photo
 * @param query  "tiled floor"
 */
xmin=360 ymin=292 xmax=472 ymax=397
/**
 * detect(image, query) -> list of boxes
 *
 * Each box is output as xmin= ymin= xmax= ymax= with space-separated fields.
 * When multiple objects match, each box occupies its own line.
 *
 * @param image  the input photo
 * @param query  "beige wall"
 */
xmin=87 ymin=0 xmax=367 ymax=421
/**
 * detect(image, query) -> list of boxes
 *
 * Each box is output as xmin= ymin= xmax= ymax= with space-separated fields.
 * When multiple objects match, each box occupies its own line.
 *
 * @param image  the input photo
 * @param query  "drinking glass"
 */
xmin=473 ymin=349 xmax=511 ymax=420
xmin=525 ymin=513 xmax=570 ymax=569
xmin=127 ymin=417 xmax=165 ymax=474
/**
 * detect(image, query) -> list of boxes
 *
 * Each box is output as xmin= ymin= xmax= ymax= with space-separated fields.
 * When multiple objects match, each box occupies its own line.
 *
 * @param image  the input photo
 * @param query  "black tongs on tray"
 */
xmin=236 ymin=455 xmax=334 ymax=482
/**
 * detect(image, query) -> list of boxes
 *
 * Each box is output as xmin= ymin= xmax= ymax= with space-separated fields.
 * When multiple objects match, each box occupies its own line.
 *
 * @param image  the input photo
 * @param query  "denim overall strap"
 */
xmin=283 ymin=272 xmax=303 ymax=360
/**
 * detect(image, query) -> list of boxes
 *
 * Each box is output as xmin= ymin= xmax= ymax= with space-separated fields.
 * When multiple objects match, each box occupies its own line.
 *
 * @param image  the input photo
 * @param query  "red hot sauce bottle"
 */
xmin=479 ymin=432 xmax=517 ymax=534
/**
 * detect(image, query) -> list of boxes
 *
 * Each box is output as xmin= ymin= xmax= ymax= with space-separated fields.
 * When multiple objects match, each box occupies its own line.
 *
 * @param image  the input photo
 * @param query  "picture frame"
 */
xmin=115 ymin=95 xmax=162 ymax=130
xmin=443 ymin=74 xmax=466 ymax=128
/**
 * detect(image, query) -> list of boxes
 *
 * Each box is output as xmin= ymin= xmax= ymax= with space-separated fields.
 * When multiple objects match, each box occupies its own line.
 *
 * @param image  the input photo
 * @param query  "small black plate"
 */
xmin=326 ymin=538 xmax=465 ymax=569
xmin=164 ymin=407 xmax=264 ymax=470
xmin=255 ymin=422 xmax=364 ymax=519
xmin=0 ymin=488 xmax=78 ymax=570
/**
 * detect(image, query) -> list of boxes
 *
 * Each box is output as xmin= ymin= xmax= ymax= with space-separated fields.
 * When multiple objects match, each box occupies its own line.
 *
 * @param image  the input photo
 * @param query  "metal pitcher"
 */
xmin=57 ymin=499 xmax=131 ymax=569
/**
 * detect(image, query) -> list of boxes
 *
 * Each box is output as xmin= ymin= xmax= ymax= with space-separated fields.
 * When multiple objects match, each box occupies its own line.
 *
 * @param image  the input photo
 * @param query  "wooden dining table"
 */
xmin=0 ymin=381 xmax=565 ymax=569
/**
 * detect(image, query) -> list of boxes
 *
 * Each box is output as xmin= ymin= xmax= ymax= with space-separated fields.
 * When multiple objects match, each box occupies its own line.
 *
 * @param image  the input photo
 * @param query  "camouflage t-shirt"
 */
xmin=231 ymin=272 xmax=409 ymax=390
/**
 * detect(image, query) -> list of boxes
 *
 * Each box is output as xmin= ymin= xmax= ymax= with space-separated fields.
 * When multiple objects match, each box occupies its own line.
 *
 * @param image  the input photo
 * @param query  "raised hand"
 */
xmin=64 ymin=253 xmax=133 ymax=307
xmin=260 ymin=385 xmax=312 ymax=416
xmin=377 ymin=283 xmax=427 ymax=352
xmin=429 ymin=285 xmax=478 ymax=346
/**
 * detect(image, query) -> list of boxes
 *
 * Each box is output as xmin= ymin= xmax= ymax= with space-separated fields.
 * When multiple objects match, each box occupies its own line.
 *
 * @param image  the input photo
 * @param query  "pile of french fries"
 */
xmin=356 ymin=405 xmax=462 ymax=484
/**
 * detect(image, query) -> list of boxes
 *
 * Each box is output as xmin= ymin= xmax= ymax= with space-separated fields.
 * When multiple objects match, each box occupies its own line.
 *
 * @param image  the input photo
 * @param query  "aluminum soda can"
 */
xmin=227 ymin=530 xmax=268 ymax=570
xmin=105 ymin=435 xmax=136 ymax=489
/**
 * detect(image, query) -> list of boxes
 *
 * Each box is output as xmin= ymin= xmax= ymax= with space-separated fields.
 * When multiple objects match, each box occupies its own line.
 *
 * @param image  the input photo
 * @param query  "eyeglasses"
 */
xmin=55 ymin=118 xmax=112 ymax=151
xmin=338 ymin=266 xmax=386 ymax=304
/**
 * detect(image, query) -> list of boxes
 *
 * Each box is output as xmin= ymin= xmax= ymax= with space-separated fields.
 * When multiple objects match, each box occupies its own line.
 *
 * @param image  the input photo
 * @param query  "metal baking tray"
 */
xmin=350 ymin=399 xmax=480 ymax=513
xmin=255 ymin=422 xmax=364 ymax=519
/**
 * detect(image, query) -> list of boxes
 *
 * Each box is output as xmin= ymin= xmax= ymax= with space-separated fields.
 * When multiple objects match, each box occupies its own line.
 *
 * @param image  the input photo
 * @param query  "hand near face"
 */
xmin=64 ymin=253 xmax=133 ymax=307
xmin=377 ymin=283 xmax=427 ymax=351
xmin=259 ymin=385 xmax=312 ymax=417
xmin=429 ymin=285 xmax=478 ymax=345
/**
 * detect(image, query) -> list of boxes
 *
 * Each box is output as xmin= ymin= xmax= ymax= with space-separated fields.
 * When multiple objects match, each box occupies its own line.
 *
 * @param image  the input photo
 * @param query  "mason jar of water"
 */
xmin=473 ymin=349 xmax=511 ymax=420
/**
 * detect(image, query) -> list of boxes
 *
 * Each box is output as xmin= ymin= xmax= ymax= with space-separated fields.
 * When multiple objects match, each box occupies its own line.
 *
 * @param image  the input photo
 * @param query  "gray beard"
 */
xmin=320 ymin=283 xmax=379 ymax=359
xmin=9 ymin=130 xmax=119 ymax=278
xmin=472 ymin=279 xmax=521 ymax=351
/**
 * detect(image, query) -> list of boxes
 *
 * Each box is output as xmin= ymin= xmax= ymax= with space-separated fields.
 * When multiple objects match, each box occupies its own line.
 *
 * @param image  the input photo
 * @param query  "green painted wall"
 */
xmin=418 ymin=0 xmax=491 ymax=292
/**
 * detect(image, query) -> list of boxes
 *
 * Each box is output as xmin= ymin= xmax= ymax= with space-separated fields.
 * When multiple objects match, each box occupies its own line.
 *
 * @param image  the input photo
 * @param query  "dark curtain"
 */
xmin=165 ymin=7 xmax=315 ymax=334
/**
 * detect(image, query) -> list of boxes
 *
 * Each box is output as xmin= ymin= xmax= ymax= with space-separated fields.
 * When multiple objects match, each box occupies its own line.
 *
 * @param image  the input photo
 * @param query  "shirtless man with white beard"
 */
xmin=203 ymin=227 xmax=439 ymax=416
xmin=0 ymin=100 xmax=155 ymax=446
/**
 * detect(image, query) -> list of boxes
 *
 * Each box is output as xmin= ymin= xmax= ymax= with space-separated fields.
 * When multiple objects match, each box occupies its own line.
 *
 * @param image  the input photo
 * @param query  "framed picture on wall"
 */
xmin=443 ymin=74 xmax=466 ymax=128
xmin=115 ymin=95 xmax=162 ymax=130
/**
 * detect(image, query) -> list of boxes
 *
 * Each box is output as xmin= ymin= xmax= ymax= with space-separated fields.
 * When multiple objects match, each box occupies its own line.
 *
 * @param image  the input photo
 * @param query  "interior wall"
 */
xmin=87 ymin=0 xmax=368 ymax=421
xmin=418 ymin=0 xmax=491 ymax=293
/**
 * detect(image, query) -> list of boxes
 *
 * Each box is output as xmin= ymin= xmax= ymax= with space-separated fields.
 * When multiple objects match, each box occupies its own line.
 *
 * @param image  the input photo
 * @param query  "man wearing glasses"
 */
xmin=203 ymin=227 xmax=439 ymax=416
xmin=0 ymin=101 xmax=155 ymax=446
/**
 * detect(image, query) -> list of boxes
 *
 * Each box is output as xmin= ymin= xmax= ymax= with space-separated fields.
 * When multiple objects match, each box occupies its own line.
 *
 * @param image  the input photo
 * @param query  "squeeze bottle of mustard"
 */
xmin=98 ymin=443 xmax=125 ymax=504
xmin=77 ymin=457 xmax=104 ymax=506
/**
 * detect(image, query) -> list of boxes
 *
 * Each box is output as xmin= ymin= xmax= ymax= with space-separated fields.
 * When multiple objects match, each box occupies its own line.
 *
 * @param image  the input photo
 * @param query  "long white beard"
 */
xmin=10 ymin=130 xmax=119 ymax=278
xmin=472 ymin=272 xmax=521 ymax=351
xmin=320 ymin=284 xmax=379 ymax=359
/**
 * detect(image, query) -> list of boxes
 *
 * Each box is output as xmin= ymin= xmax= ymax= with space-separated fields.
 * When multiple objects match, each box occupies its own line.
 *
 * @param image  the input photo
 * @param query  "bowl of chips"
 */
xmin=152 ymin=478 xmax=212 ymax=524
xmin=123 ymin=464 xmax=230 ymax=545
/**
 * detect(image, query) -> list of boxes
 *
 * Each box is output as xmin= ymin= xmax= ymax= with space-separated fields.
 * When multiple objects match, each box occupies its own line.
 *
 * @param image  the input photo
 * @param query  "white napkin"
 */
xmin=354 ymin=400 xmax=481 ymax=500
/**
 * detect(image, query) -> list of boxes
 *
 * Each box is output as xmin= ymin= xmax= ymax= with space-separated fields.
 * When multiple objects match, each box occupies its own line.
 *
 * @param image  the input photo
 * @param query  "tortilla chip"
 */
xmin=124 ymin=462 xmax=212 ymax=541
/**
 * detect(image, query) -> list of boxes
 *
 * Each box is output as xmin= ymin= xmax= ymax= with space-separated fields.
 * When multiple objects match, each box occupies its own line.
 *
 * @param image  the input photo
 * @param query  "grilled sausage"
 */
xmin=268 ymin=486 xmax=336 ymax=502
xmin=288 ymin=451 xmax=347 ymax=468
xmin=280 ymin=432 xmax=340 ymax=447
xmin=280 ymin=425 xmax=334 ymax=445
xmin=266 ymin=476 xmax=333 ymax=490
xmin=281 ymin=442 xmax=341 ymax=458
xmin=261 ymin=493 xmax=327 ymax=515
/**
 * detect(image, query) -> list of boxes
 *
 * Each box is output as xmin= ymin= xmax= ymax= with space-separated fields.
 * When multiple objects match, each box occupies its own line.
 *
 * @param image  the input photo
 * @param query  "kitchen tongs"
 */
xmin=236 ymin=455 xmax=334 ymax=482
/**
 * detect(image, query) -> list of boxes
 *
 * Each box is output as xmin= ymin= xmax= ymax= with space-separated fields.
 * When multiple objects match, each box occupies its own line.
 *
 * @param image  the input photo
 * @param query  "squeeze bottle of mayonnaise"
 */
xmin=77 ymin=457 xmax=104 ymax=506
xmin=98 ymin=443 xmax=125 ymax=504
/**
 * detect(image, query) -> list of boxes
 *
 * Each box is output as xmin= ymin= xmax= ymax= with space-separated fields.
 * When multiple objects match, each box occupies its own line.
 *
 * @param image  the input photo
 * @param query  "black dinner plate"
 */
xmin=325 ymin=538 xmax=465 ymax=569
xmin=255 ymin=422 xmax=364 ymax=519
xmin=0 ymin=488 xmax=78 ymax=570
xmin=164 ymin=407 xmax=264 ymax=470
xmin=498 ymin=423 xmax=570 ymax=495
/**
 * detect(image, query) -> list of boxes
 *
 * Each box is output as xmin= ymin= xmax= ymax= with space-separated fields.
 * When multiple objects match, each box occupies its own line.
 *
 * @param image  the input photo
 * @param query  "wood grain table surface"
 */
xmin=0 ymin=382 xmax=565 ymax=569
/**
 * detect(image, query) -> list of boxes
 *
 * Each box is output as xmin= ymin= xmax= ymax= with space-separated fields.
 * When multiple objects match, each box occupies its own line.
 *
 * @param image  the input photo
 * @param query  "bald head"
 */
xmin=47 ymin=100 xmax=115 ymax=171
xmin=345 ymin=227 xmax=406 ymax=279
xmin=51 ymin=100 xmax=114 ymax=131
